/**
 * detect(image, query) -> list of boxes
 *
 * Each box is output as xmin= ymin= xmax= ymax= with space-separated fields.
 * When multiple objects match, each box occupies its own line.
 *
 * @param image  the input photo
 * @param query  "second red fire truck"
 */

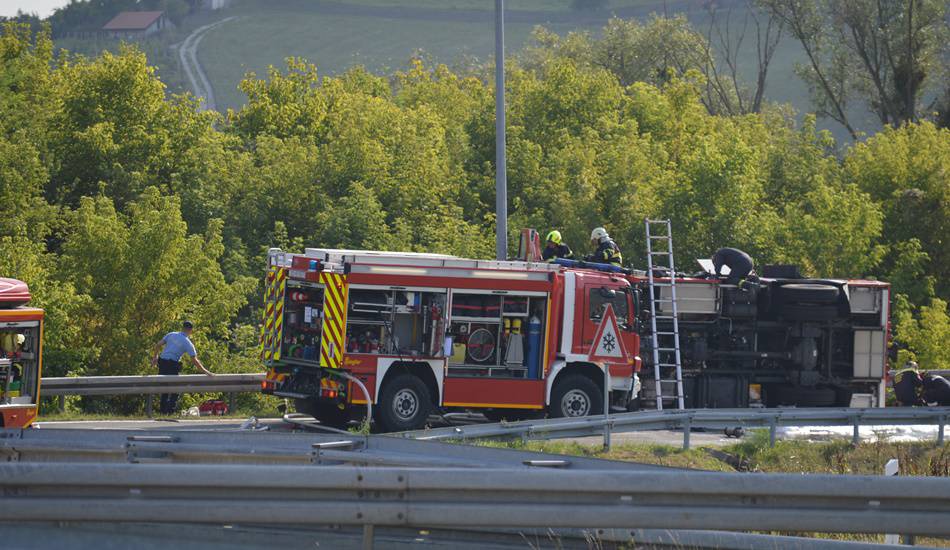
xmin=260 ymin=231 xmax=890 ymax=431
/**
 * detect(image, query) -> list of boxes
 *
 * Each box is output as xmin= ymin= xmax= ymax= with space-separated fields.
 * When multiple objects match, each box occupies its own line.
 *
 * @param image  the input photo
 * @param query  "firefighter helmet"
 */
xmin=590 ymin=227 xmax=609 ymax=242
xmin=546 ymin=230 xmax=562 ymax=245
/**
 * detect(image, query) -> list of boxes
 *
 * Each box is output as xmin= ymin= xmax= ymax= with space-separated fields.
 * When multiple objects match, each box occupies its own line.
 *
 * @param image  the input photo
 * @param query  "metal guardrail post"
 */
xmin=883 ymin=459 xmax=901 ymax=546
xmin=603 ymin=363 xmax=610 ymax=452
xmin=362 ymin=524 xmax=374 ymax=550
xmin=58 ymin=395 xmax=65 ymax=413
xmin=145 ymin=395 xmax=153 ymax=418
xmin=851 ymin=416 xmax=860 ymax=445
xmin=682 ymin=414 xmax=691 ymax=450
xmin=939 ymin=416 xmax=946 ymax=446
xmin=227 ymin=392 xmax=235 ymax=415
xmin=769 ymin=417 xmax=777 ymax=448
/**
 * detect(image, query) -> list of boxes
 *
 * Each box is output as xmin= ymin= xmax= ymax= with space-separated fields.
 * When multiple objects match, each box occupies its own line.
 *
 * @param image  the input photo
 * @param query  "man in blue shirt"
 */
xmin=151 ymin=320 xmax=213 ymax=415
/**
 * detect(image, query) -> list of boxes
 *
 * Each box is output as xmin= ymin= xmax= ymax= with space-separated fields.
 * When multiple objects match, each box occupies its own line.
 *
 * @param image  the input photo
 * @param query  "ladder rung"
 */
xmin=656 ymin=348 xmax=680 ymax=352
xmin=654 ymin=331 xmax=678 ymax=335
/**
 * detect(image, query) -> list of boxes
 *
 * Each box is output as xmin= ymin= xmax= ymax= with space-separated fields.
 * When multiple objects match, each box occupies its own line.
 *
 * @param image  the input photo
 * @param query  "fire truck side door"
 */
xmin=582 ymin=283 xmax=632 ymax=352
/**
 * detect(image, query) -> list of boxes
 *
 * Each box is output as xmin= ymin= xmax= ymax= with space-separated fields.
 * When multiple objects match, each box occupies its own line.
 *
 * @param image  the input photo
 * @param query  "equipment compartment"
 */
xmin=281 ymin=282 xmax=325 ymax=364
xmin=446 ymin=292 xmax=548 ymax=379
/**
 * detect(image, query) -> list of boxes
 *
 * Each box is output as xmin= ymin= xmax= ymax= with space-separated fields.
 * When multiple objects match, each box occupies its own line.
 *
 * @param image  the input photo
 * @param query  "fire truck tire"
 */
xmin=550 ymin=374 xmax=603 ymax=418
xmin=294 ymin=399 xmax=350 ymax=428
xmin=779 ymin=304 xmax=840 ymax=321
xmin=376 ymin=374 xmax=431 ymax=432
xmin=775 ymin=283 xmax=840 ymax=305
xmin=768 ymin=385 xmax=837 ymax=407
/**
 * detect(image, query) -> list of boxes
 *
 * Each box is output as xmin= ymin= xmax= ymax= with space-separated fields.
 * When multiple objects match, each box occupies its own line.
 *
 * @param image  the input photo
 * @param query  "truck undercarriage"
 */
xmin=637 ymin=276 xmax=888 ymax=409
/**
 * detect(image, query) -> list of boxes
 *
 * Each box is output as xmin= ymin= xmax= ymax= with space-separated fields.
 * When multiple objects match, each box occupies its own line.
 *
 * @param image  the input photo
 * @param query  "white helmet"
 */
xmin=590 ymin=227 xmax=609 ymax=242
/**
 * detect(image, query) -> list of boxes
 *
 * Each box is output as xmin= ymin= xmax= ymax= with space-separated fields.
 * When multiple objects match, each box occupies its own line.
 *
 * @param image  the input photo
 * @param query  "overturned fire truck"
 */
xmin=260 ymin=226 xmax=889 ymax=431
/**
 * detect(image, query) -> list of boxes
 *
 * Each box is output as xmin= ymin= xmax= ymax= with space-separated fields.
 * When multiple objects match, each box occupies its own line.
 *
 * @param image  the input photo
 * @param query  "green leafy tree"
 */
xmin=58 ymin=189 xmax=254 ymax=376
xmin=844 ymin=121 xmax=950 ymax=295
xmin=895 ymin=298 xmax=950 ymax=370
xmin=759 ymin=0 xmax=949 ymax=137
xmin=50 ymin=45 xmax=224 ymax=212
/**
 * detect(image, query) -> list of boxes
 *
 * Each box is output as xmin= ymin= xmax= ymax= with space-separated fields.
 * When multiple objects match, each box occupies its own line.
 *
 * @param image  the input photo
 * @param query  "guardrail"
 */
xmin=41 ymin=374 xmax=265 ymax=396
xmin=41 ymin=374 xmax=265 ymax=415
xmin=0 ymin=522 xmax=904 ymax=550
xmin=1 ymin=462 xmax=948 ymax=542
xmin=403 ymin=406 xmax=950 ymax=449
xmin=0 ymin=427 xmax=667 ymax=471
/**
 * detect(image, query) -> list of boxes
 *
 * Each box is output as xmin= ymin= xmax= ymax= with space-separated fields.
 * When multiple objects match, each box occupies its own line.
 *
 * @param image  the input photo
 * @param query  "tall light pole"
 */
xmin=494 ymin=0 xmax=508 ymax=261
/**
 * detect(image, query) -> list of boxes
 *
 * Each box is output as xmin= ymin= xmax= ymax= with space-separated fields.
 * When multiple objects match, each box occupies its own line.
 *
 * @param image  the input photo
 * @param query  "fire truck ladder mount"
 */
xmin=645 ymin=219 xmax=685 ymax=410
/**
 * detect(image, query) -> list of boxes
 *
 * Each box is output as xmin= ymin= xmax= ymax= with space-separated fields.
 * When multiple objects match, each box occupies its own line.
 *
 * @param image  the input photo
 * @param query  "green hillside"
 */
xmin=200 ymin=7 xmax=579 ymax=111
xmin=192 ymin=0 xmax=867 ymax=137
xmin=46 ymin=0 xmax=877 ymax=139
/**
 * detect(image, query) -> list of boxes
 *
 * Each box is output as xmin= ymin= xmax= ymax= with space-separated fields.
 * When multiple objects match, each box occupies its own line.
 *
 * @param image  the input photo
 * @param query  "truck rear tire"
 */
xmin=375 ymin=374 xmax=431 ymax=432
xmin=550 ymin=374 xmax=603 ymax=418
xmin=294 ymin=398 xmax=350 ymax=429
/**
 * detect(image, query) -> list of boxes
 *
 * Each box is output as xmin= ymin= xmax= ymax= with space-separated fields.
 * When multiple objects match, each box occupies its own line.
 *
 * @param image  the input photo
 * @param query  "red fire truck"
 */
xmin=0 ymin=278 xmax=44 ymax=428
xmin=260 ymin=235 xmax=890 ymax=431
xmin=260 ymin=247 xmax=641 ymax=431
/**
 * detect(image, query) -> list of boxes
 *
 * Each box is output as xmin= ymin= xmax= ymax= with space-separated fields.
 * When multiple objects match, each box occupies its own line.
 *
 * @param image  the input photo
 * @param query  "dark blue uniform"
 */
xmin=923 ymin=374 xmax=950 ymax=406
xmin=585 ymin=239 xmax=623 ymax=266
xmin=542 ymin=243 xmax=573 ymax=261
xmin=713 ymin=248 xmax=754 ymax=285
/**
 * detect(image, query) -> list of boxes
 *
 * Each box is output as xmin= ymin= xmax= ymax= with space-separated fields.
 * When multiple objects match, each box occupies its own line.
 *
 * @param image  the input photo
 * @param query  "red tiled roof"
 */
xmin=102 ymin=11 xmax=164 ymax=31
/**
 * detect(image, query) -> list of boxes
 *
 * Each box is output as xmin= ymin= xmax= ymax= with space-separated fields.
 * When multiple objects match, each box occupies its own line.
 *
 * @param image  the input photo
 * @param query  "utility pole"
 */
xmin=494 ymin=0 xmax=508 ymax=261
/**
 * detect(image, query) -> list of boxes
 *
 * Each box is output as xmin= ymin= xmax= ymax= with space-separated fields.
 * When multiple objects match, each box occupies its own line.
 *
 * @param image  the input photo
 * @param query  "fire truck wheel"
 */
xmin=551 ymin=374 xmax=603 ymax=418
xmin=376 ymin=374 xmax=431 ymax=432
xmin=294 ymin=399 xmax=350 ymax=428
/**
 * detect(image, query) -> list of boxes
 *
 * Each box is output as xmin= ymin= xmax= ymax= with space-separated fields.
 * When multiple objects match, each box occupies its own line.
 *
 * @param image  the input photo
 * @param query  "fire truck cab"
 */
xmin=260 ymin=249 xmax=641 ymax=431
xmin=0 ymin=278 xmax=44 ymax=428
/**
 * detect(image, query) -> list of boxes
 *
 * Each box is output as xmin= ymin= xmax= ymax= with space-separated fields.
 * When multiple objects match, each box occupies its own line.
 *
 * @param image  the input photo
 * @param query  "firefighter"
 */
xmin=922 ymin=372 xmax=950 ymax=406
xmin=712 ymin=247 xmax=755 ymax=286
xmin=151 ymin=320 xmax=213 ymax=415
xmin=892 ymin=362 xmax=925 ymax=406
xmin=541 ymin=230 xmax=574 ymax=262
xmin=585 ymin=227 xmax=623 ymax=266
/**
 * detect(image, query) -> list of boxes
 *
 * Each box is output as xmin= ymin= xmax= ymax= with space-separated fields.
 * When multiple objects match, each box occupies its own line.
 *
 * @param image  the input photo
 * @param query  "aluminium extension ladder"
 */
xmin=644 ymin=219 xmax=685 ymax=410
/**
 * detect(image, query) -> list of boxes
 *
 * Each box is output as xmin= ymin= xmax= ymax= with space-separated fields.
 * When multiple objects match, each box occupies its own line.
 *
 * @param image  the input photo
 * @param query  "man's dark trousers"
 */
xmin=158 ymin=358 xmax=182 ymax=414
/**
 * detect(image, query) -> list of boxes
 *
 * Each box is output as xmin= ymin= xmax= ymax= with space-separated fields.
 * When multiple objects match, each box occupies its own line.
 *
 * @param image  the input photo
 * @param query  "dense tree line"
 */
xmin=1 ymin=18 xmax=949 ymax=404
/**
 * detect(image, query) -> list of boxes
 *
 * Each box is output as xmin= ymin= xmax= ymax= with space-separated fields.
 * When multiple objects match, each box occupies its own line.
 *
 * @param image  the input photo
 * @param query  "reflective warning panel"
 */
xmin=319 ymin=272 xmax=348 ymax=368
xmin=588 ymin=304 xmax=627 ymax=363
